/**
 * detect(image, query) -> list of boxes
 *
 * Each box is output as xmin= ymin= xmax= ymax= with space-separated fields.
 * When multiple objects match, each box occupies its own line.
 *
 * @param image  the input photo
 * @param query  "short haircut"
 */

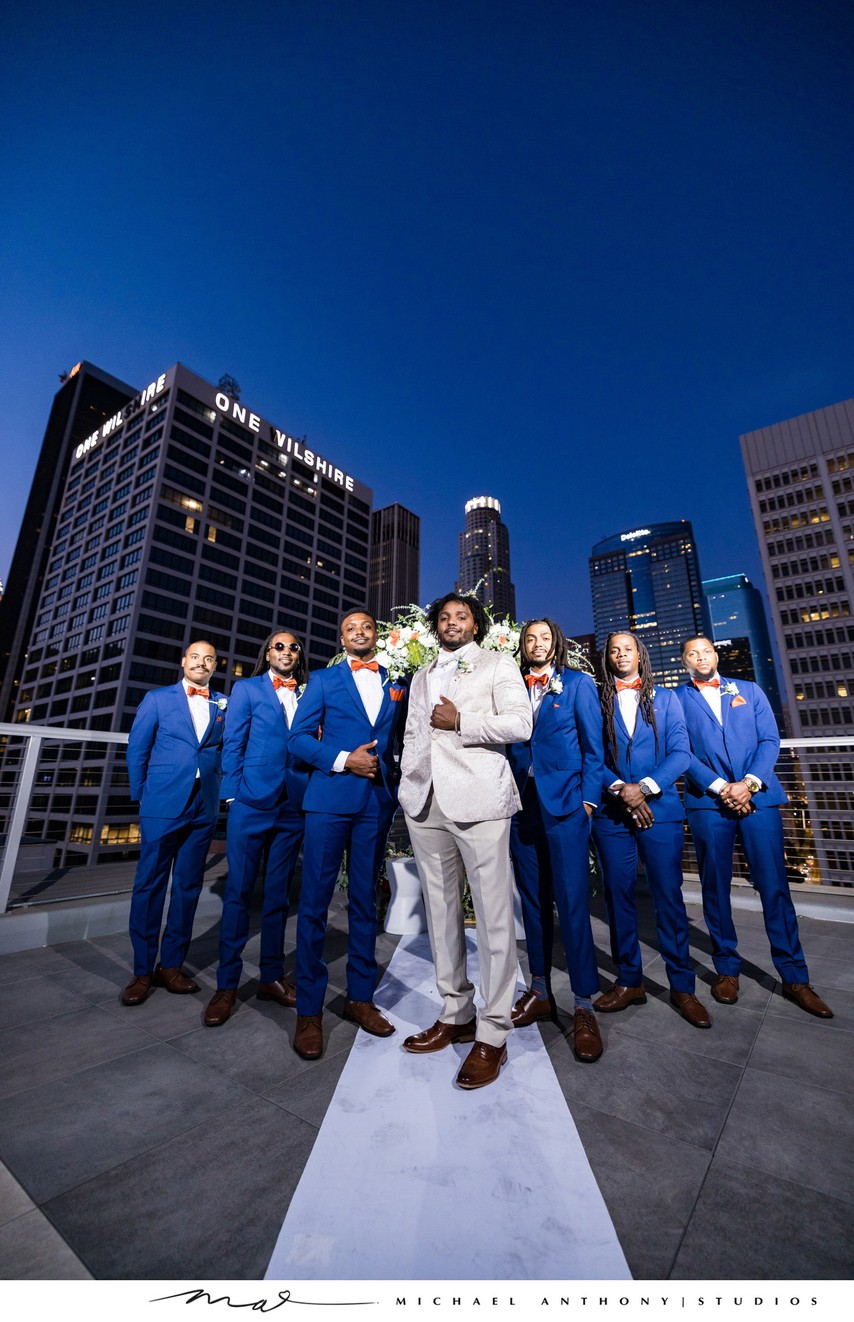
xmin=426 ymin=591 xmax=490 ymax=642
xmin=339 ymin=606 xmax=378 ymax=632
xmin=681 ymin=635 xmax=715 ymax=657
xmin=183 ymin=639 xmax=217 ymax=658
xmin=251 ymin=626 xmax=309 ymax=685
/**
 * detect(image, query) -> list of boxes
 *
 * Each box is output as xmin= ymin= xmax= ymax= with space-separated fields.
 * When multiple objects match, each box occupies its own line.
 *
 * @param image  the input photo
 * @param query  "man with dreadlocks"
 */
xmin=507 ymin=618 xmax=606 ymax=1061
xmin=591 ymin=631 xmax=712 ymax=1028
xmin=204 ymin=627 xmax=310 ymax=1027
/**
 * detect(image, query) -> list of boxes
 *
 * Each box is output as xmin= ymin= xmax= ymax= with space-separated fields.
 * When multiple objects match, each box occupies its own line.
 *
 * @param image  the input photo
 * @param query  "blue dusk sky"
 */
xmin=1 ymin=0 xmax=852 ymax=635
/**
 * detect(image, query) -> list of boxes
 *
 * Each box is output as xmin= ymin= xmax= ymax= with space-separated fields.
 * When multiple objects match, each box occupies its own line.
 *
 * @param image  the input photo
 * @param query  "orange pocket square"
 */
xmin=389 ymin=688 xmax=405 ymax=701
xmin=730 ymin=696 xmax=747 ymax=707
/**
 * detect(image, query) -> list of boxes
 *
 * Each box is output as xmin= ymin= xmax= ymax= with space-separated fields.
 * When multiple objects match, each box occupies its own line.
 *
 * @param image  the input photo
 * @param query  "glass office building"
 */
xmin=4 ymin=362 xmax=374 ymax=863
xmin=589 ymin=520 xmax=710 ymax=687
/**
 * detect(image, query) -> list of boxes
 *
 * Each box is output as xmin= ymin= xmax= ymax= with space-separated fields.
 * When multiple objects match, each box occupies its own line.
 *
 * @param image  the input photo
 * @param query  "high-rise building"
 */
xmin=702 ymin=573 xmax=783 ymax=723
xmin=4 ymin=362 xmax=375 ymax=864
xmin=457 ymin=496 xmax=516 ymax=620
xmin=369 ymin=503 xmax=420 ymax=621
xmin=0 ymin=362 xmax=137 ymax=721
xmin=741 ymin=397 xmax=854 ymax=885
xmin=589 ymin=520 xmax=710 ymax=688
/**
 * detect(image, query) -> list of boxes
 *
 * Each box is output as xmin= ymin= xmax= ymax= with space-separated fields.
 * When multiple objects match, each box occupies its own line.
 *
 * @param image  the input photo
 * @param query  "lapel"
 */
xmin=174 ymin=682 xmax=201 ymax=743
xmin=199 ymin=693 xmax=220 ymax=744
xmin=613 ymin=692 xmax=631 ymax=743
xmin=260 ymin=673 xmax=290 ymax=727
xmin=340 ymin=658 xmax=386 ymax=725
xmin=719 ymin=676 xmax=733 ymax=732
xmin=687 ymin=681 xmax=723 ymax=730
xmin=449 ymin=643 xmax=481 ymax=695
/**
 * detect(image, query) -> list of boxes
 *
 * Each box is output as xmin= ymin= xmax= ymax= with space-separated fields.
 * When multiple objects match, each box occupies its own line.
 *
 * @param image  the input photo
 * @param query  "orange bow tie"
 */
xmin=694 ymin=679 xmax=720 ymax=689
xmin=187 ymin=686 xmax=210 ymax=699
xmin=272 ymin=676 xmax=297 ymax=691
xmin=615 ymin=678 xmax=642 ymax=691
xmin=526 ymin=673 xmax=550 ymax=689
xmin=350 ymin=659 xmax=379 ymax=673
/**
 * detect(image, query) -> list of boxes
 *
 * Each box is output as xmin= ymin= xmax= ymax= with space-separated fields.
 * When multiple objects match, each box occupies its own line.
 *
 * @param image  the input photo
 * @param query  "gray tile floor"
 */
xmin=0 ymin=887 xmax=851 ymax=1282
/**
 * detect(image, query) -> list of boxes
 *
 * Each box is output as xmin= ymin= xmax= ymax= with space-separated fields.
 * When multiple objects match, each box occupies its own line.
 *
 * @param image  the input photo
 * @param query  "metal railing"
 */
xmin=1 ymin=722 xmax=852 ymax=914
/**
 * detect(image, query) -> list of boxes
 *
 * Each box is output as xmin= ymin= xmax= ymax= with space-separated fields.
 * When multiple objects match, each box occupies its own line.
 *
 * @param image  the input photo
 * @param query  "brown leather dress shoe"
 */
xmin=670 ymin=991 xmax=712 ymax=1028
xmin=511 ymin=989 xmax=556 ymax=1028
xmin=456 ymin=1041 xmax=508 ymax=1090
xmin=782 ymin=983 xmax=834 ymax=1018
xmin=257 ymin=978 xmax=297 ymax=1007
xmin=712 ymin=974 xmax=740 ymax=1004
xmin=594 ymin=982 xmax=647 ymax=1012
xmin=402 ymin=1018 xmax=478 ymax=1053
xmin=204 ymin=988 xmax=237 ymax=1026
xmin=573 ymin=1007 xmax=603 ymax=1062
xmin=121 ymin=975 xmax=153 ymax=1006
xmin=154 ymin=965 xmax=200 ymax=994
xmin=294 ymin=1014 xmax=324 ymax=1059
xmin=343 ymin=1000 xmax=395 ymax=1036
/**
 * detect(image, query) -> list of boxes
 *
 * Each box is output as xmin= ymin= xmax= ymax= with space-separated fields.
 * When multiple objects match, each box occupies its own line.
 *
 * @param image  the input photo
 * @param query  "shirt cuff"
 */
xmin=333 ymin=750 xmax=350 ymax=774
xmin=640 ymin=777 xmax=660 ymax=796
xmin=608 ymin=780 xmax=624 ymax=795
xmin=709 ymin=777 xmax=727 ymax=795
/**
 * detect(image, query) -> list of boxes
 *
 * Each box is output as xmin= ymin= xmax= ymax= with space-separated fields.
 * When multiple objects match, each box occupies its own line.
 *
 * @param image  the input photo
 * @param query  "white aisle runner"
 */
xmin=265 ymin=933 xmax=630 ymax=1281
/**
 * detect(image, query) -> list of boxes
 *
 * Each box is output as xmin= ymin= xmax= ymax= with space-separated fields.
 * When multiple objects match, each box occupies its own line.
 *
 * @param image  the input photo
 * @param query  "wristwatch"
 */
xmin=742 ymin=775 xmax=761 ymax=794
xmin=639 ymin=781 xmax=654 ymax=798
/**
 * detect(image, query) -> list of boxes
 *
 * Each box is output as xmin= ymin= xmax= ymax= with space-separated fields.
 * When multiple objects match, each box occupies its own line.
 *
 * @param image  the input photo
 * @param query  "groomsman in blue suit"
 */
xmin=508 ymin=618 xmax=605 ymax=1062
xmin=204 ymin=628 xmax=310 ymax=1027
xmin=288 ymin=609 xmax=408 ymax=1059
xmin=122 ymin=640 xmax=226 ymax=1006
xmin=677 ymin=635 xmax=833 ymax=1017
xmin=592 ymin=631 xmax=712 ymax=1028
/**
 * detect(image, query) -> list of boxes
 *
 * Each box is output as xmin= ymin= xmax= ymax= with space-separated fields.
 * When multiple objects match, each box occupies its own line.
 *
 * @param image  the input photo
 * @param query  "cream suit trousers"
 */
xmin=405 ymin=788 xmax=517 ymax=1047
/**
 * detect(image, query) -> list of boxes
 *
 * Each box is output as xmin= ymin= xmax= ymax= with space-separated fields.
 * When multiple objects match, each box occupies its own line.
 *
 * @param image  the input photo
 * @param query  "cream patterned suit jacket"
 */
xmin=398 ymin=645 xmax=532 ymax=823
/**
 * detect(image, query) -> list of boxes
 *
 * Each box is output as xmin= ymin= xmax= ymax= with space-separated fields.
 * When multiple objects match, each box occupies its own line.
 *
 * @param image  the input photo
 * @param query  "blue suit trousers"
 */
xmin=688 ymin=807 xmax=808 ymax=983
xmin=129 ymin=786 xmax=215 ymax=975
xmin=296 ymin=790 xmax=396 ymax=1015
xmin=510 ymin=781 xmax=599 ymax=997
xmin=217 ymin=797 xmax=305 ymax=988
xmin=592 ymin=817 xmax=695 ymax=993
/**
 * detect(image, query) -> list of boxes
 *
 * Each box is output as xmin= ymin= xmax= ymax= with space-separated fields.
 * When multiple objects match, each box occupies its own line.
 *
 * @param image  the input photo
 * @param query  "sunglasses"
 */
xmin=269 ymin=642 xmax=301 ymax=653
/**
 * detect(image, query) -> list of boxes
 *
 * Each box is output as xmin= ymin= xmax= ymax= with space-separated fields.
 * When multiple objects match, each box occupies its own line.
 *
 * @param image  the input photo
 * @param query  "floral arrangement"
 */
xmin=329 ymin=595 xmax=594 ymax=679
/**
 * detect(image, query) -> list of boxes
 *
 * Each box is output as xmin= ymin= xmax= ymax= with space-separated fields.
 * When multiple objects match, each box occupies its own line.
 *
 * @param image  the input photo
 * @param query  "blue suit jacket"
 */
xmin=221 ymin=674 xmax=310 ymax=812
xmin=595 ymin=686 xmax=690 ymax=824
xmin=288 ymin=662 xmax=408 ymax=814
xmin=508 ymin=669 xmax=604 ymax=815
xmin=674 ymin=678 xmax=786 ymax=811
xmin=126 ymin=682 xmax=225 ymax=822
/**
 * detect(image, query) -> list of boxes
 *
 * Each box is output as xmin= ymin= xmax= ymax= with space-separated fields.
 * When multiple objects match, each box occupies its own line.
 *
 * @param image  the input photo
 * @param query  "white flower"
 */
xmin=548 ymin=675 xmax=563 ymax=695
xmin=722 ymin=682 xmax=739 ymax=696
xmin=457 ymin=657 xmax=475 ymax=675
xmin=214 ymin=696 xmax=228 ymax=710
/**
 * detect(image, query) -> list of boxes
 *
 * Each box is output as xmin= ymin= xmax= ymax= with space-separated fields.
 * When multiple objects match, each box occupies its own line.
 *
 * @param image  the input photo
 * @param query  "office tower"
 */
xmin=741 ymin=398 xmax=854 ymax=884
xmin=589 ymin=520 xmax=710 ymax=688
xmin=5 ymin=362 xmax=374 ymax=864
xmin=702 ymin=573 xmax=783 ymax=722
xmin=0 ymin=362 xmax=137 ymax=721
xmin=369 ymin=503 xmax=420 ymax=621
xmin=457 ymin=496 xmax=516 ymax=620
xmin=712 ymin=637 xmax=756 ymax=684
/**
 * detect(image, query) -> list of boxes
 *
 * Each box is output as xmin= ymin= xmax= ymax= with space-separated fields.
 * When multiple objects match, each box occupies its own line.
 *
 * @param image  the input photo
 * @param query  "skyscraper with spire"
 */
xmin=457 ymin=495 xmax=516 ymax=620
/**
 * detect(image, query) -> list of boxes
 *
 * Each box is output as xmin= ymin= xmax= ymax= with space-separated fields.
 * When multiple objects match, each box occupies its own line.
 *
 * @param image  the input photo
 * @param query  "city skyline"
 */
xmin=2 ymin=3 xmax=853 ymax=636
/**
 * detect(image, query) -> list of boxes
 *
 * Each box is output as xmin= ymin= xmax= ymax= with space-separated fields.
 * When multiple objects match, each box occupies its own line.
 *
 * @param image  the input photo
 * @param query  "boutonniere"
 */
xmin=389 ymin=687 xmax=406 ymax=702
xmin=456 ymin=657 xmax=475 ymax=675
xmin=721 ymin=682 xmax=739 ymax=697
xmin=211 ymin=696 xmax=228 ymax=711
xmin=548 ymin=675 xmax=563 ymax=695
xmin=295 ymin=683 xmax=307 ymax=698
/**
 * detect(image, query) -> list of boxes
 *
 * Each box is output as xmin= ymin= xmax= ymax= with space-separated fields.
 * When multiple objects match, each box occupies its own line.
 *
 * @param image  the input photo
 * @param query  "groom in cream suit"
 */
xmin=398 ymin=591 xmax=532 ymax=1089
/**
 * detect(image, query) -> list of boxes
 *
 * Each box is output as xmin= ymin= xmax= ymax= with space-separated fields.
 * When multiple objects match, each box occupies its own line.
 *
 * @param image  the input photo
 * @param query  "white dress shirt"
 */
xmin=269 ymin=668 xmax=298 ymax=727
xmin=694 ymin=677 xmax=743 ymax=795
xmin=183 ymin=677 xmax=212 ymax=780
xmin=527 ymin=666 xmax=553 ymax=725
xmin=428 ymin=642 xmax=477 ymax=708
xmin=333 ymin=658 xmax=384 ymax=772
xmin=609 ymin=678 xmax=660 ymax=796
